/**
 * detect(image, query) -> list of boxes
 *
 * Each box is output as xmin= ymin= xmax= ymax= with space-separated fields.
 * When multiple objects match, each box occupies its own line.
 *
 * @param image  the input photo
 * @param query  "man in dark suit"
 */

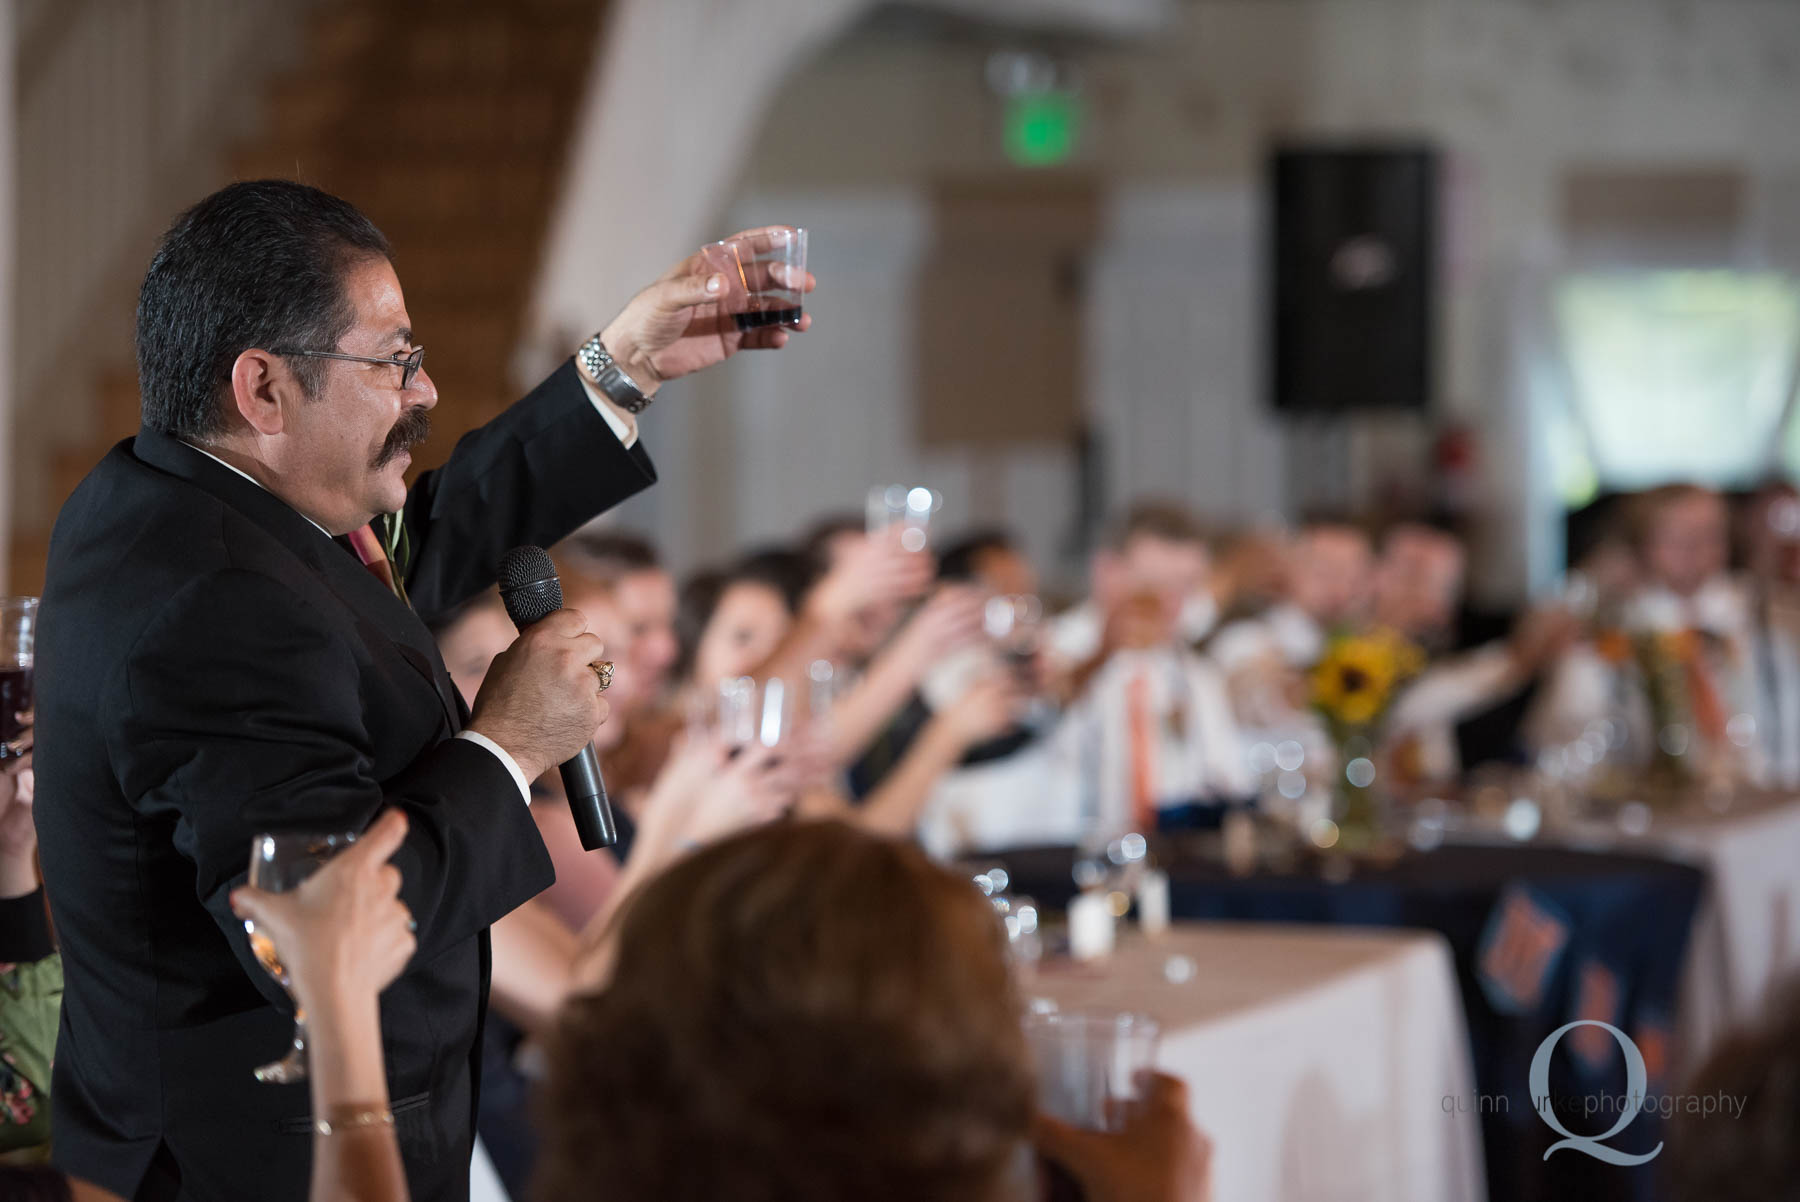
xmin=32 ymin=180 xmax=811 ymax=1202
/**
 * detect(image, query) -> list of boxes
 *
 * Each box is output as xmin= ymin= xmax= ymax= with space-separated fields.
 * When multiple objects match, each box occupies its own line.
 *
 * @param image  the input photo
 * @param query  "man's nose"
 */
xmin=409 ymin=366 xmax=440 ymax=409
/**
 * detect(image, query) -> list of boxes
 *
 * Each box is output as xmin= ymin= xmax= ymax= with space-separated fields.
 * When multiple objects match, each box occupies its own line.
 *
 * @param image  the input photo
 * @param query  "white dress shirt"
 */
xmin=182 ymin=364 xmax=638 ymax=803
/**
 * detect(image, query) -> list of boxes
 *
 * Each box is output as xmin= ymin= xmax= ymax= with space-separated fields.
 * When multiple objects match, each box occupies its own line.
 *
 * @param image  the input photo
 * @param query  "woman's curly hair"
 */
xmin=534 ymin=820 xmax=1033 ymax=1202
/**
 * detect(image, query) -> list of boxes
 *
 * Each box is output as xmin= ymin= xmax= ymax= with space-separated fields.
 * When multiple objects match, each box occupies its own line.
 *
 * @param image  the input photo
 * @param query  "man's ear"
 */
xmin=228 ymin=349 xmax=292 ymax=437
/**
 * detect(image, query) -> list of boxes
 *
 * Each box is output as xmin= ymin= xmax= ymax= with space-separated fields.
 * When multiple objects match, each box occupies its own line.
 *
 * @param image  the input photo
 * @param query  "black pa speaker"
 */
xmin=1269 ymin=145 xmax=1438 ymax=414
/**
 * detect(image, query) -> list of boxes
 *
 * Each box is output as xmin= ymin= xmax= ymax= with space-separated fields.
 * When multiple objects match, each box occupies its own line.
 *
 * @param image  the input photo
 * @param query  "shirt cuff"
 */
xmin=455 ymin=730 xmax=532 ymax=804
xmin=575 ymin=361 xmax=640 ymax=449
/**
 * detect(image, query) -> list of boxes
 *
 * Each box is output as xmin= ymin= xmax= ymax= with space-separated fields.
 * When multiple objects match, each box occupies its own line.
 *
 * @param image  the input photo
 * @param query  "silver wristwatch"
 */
xmin=576 ymin=333 xmax=651 ymax=414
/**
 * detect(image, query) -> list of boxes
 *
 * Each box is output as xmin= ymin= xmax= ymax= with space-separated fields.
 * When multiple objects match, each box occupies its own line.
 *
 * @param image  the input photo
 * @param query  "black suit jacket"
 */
xmin=35 ymin=363 xmax=653 ymax=1202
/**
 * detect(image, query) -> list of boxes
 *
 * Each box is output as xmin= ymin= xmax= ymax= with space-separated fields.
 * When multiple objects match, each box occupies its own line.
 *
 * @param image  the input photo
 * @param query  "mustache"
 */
xmin=373 ymin=406 xmax=431 ymax=469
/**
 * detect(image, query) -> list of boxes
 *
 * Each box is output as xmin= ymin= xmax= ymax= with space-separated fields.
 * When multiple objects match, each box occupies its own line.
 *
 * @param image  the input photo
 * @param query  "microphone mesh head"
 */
xmin=497 ymin=545 xmax=563 ymax=627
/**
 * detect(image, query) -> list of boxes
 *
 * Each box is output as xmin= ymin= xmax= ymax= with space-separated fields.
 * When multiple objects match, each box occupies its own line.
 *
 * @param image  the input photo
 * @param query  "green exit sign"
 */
xmin=1004 ymin=92 xmax=1081 ymax=168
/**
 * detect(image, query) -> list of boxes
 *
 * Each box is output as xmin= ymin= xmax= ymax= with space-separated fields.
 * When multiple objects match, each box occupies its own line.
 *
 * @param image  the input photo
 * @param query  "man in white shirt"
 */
xmin=1048 ymin=501 xmax=1217 ymax=669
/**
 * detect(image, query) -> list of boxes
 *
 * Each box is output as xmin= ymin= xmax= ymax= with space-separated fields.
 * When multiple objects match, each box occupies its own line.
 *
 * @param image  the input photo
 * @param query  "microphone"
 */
xmin=497 ymin=545 xmax=618 ymax=850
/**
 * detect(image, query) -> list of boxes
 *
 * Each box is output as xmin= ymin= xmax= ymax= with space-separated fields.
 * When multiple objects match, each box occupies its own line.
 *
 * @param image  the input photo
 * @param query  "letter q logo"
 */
xmin=1529 ymin=1020 xmax=1662 ymax=1166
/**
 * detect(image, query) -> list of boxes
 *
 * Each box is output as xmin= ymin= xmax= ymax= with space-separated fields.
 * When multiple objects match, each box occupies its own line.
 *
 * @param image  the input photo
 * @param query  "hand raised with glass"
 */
xmin=229 ymin=811 xmax=416 ymax=1020
xmin=599 ymin=226 xmax=816 ymax=393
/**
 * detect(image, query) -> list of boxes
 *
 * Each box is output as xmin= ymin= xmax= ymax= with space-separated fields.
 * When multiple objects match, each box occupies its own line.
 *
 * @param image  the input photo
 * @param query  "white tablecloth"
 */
xmin=1028 ymin=923 xmax=1485 ymax=1202
xmin=1652 ymin=796 xmax=1800 ymax=1066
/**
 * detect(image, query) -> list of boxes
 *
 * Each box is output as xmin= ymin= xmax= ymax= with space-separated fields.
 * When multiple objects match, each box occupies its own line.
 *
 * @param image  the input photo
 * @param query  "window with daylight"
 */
xmin=1548 ymin=270 xmax=1800 ymax=505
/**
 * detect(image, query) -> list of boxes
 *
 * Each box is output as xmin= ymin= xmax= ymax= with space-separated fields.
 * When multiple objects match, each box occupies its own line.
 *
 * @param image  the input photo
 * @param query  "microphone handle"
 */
xmin=559 ymin=743 xmax=618 ymax=850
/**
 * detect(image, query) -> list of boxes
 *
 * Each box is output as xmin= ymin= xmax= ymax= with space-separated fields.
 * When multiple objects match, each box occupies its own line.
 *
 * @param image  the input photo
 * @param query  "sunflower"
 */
xmin=1310 ymin=628 xmax=1424 ymax=731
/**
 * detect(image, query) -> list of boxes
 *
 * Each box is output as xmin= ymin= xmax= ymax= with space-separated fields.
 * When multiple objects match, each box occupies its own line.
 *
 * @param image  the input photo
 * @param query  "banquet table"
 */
xmin=993 ymin=841 xmax=1705 ymax=1202
xmin=1430 ymin=791 xmax=1800 ymax=1069
xmin=1028 ymin=923 xmax=1485 ymax=1202
xmin=1610 ymin=794 xmax=1800 ymax=1068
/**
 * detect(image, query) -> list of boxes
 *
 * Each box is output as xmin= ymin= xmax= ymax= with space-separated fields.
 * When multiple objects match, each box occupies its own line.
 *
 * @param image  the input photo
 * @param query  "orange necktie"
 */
xmin=1127 ymin=672 xmax=1157 ymax=831
xmin=1678 ymin=634 xmax=1728 ymax=742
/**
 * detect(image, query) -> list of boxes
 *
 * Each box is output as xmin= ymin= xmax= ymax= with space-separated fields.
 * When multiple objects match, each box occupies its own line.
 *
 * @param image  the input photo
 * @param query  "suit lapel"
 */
xmin=131 ymin=429 xmax=464 ymax=732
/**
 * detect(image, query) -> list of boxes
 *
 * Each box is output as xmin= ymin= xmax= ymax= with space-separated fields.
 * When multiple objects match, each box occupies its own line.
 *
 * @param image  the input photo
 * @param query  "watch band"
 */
xmin=576 ymin=333 xmax=651 ymax=414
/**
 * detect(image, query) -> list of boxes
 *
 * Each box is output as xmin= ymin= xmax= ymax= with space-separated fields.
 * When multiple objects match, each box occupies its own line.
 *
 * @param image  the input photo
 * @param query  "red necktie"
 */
xmin=346 ymin=522 xmax=406 ymax=603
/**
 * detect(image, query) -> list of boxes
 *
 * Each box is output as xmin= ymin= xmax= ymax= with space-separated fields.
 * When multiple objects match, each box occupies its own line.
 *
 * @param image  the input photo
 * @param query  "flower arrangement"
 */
xmin=1310 ymin=628 xmax=1426 ymax=737
xmin=1307 ymin=628 xmax=1426 ymax=845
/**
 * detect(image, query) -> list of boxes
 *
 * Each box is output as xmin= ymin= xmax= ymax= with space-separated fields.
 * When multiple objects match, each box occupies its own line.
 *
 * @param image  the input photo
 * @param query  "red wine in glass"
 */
xmin=734 ymin=306 xmax=803 ymax=331
xmin=0 ymin=667 xmax=31 ymax=759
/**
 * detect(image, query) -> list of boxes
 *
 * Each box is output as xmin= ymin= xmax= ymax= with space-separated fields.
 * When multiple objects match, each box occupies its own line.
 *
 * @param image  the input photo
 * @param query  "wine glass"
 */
xmin=244 ymin=829 xmax=357 ymax=1084
xmin=0 ymin=598 xmax=37 ymax=761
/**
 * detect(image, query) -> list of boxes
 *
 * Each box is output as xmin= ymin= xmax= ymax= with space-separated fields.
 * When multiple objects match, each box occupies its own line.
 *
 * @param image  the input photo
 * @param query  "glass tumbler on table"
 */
xmin=244 ymin=829 xmax=358 ymax=1084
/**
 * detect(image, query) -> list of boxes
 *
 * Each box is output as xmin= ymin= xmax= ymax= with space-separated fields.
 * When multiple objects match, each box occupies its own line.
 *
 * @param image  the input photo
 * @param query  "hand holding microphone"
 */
xmin=465 ymin=547 xmax=617 ymax=848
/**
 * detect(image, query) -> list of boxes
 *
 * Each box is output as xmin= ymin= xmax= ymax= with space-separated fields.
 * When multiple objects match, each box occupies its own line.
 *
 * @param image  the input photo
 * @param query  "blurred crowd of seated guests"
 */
xmin=422 ymin=476 xmax=1800 ymax=903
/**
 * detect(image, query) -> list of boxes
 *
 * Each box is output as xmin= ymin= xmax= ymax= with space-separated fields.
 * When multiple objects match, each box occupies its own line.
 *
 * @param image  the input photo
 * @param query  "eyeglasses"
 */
xmin=272 ymin=346 xmax=426 ymax=391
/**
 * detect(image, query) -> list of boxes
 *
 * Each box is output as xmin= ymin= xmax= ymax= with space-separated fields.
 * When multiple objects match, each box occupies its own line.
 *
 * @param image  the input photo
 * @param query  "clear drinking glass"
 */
xmin=244 ymin=829 xmax=357 ymax=1083
xmin=1023 ymin=1010 xmax=1162 ymax=1131
xmin=703 ymin=226 xmax=808 ymax=331
xmin=867 ymin=485 xmax=943 ymax=553
xmin=0 ymin=598 xmax=37 ymax=761
xmin=985 ymin=594 xmax=1044 ymax=683
xmin=713 ymin=676 xmax=797 ymax=751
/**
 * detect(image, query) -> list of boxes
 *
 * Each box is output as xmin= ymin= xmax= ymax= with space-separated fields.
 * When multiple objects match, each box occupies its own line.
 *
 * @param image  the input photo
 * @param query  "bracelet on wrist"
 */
xmin=314 ymin=1105 xmax=395 ymax=1136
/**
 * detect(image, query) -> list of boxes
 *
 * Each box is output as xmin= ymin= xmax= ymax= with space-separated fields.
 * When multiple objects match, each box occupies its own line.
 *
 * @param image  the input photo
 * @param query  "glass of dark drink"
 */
xmin=243 ymin=829 xmax=357 ymax=1084
xmin=0 ymin=598 xmax=37 ymax=761
xmin=705 ymin=227 xmax=808 ymax=332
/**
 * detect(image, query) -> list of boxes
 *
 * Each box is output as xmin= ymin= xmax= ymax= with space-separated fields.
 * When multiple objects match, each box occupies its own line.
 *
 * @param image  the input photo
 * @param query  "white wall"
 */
xmin=613 ymin=0 xmax=1800 ymax=600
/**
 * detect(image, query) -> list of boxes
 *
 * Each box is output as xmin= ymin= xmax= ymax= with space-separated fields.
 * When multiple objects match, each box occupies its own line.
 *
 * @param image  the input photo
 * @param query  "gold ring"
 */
xmin=591 ymin=660 xmax=614 ymax=692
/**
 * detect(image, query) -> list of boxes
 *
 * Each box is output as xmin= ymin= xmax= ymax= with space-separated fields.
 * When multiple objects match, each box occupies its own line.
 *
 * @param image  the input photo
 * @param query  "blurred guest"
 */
xmin=893 ymin=529 xmax=1079 ymax=857
xmin=1041 ymin=512 xmax=1255 ymax=838
xmin=1206 ymin=527 xmax=1292 ymax=628
xmin=556 ymin=547 xmax=683 ymax=804
xmin=557 ymin=531 xmax=680 ymax=706
xmin=434 ymin=589 xmax=792 ymax=1198
xmin=799 ymin=513 xmax=913 ymax=667
xmin=1371 ymin=523 xmax=1467 ymax=655
xmin=1735 ymin=481 xmax=1800 ymax=787
xmin=1548 ymin=482 xmax=1800 ymax=787
xmin=937 ymin=528 xmax=1039 ymax=598
xmin=1050 ymin=502 xmax=1216 ymax=670
xmin=675 ymin=549 xmax=812 ymax=698
xmin=1209 ymin=522 xmax=1374 ymax=750
xmin=1521 ymin=530 xmax=1653 ymax=762
xmin=681 ymin=533 xmax=931 ymax=699
xmin=0 ymin=731 xmax=53 ymax=1168
xmin=1060 ymin=600 xmax=1252 ymax=836
xmin=670 ymin=539 xmax=1013 ymax=842
xmin=1614 ymin=485 xmax=1759 ymax=781
xmin=537 ymin=820 xmax=1213 ymax=1202
xmin=1669 ymin=974 xmax=1800 ymax=1202
xmin=1379 ymin=524 xmax=1578 ymax=784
